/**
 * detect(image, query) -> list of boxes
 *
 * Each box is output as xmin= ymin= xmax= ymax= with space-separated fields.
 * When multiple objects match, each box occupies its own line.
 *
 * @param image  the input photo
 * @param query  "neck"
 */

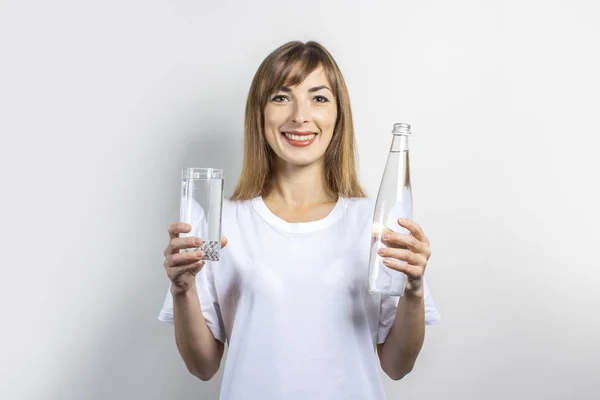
xmin=264 ymin=159 xmax=337 ymax=208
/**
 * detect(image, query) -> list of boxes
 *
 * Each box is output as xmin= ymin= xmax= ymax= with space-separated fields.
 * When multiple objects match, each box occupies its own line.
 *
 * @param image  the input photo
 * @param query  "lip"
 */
xmin=281 ymin=131 xmax=317 ymax=147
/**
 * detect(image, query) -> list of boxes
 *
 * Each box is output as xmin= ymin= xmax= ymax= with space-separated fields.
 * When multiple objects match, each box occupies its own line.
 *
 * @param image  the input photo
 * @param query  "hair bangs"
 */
xmin=265 ymin=47 xmax=333 ymax=101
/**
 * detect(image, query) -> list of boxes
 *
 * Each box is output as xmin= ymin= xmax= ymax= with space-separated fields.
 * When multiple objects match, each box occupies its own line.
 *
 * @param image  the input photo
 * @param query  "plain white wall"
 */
xmin=1 ymin=0 xmax=599 ymax=399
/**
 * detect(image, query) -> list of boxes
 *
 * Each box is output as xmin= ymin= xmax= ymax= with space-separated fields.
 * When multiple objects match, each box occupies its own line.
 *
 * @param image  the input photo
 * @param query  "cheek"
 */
xmin=262 ymin=109 xmax=278 ymax=147
xmin=264 ymin=107 xmax=287 ymax=131
xmin=315 ymin=107 xmax=338 ymax=131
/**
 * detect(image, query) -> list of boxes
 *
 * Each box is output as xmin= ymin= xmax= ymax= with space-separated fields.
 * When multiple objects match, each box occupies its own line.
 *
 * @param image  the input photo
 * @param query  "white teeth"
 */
xmin=284 ymin=133 xmax=316 ymax=141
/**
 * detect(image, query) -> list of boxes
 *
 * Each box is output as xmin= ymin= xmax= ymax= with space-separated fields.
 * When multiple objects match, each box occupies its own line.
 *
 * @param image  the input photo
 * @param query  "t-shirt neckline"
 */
xmin=251 ymin=195 xmax=345 ymax=233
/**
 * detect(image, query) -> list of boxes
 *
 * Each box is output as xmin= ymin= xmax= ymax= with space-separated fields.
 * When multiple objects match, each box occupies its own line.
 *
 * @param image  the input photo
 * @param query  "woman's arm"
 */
xmin=172 ymin=285 xmax=225 ymax=381
xmin=377 ymin=289 xmax=425 ymax=380
xmin=375 ymin=218 xmax=432 ymax=380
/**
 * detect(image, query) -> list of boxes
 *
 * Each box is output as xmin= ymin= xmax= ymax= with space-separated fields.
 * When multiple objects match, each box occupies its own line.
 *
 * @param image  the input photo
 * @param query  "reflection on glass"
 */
xmin=179 ymin=167 xmax=224 ymax=261
xmin=368 ymin=123 xmax=413 ymax=296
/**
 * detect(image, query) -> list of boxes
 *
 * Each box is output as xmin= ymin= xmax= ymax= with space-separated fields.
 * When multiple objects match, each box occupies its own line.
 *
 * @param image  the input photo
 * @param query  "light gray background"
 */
xmin=1 ymin=0 xmax=599 ymax=399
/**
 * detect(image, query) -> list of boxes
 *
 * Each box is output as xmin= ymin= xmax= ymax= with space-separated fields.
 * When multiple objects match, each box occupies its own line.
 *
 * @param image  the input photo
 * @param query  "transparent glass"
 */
xmin=368 ymin=123 xmax=413 ymax=296
xmin=179 ymin=167 xmax=224 ymax=261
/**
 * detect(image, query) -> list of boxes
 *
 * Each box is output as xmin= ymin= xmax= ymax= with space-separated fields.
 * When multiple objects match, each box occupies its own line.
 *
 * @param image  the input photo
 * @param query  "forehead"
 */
xmin=283 ymin=66 xmax=331 ymax=88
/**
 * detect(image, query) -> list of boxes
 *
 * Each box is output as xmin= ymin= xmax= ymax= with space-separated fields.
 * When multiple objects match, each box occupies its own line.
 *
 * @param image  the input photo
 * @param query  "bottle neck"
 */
xmin=390 ymin=134 xmax=409 ymax=152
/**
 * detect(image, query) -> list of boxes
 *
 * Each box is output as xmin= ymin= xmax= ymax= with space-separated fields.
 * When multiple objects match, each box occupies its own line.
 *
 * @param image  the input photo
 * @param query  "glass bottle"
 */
xmin=368 ymin=123 xmax=414 ymax=296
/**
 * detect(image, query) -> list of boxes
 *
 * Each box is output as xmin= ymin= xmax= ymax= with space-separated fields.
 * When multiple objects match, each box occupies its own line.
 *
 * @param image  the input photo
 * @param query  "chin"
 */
xmin=279 ymin=153 xmax=323 ymax=167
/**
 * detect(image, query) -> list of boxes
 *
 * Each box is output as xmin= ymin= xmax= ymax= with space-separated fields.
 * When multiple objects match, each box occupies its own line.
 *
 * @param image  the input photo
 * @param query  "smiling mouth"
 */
xmin=281 ymin=132 xmax=317 ymax=141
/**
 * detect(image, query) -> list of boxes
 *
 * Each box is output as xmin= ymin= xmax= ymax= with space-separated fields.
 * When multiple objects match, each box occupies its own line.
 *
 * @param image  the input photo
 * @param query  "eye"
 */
xmin=271 ymin=95 xmax=288 ymax=102
xmin=314 ymin=95 xmax=330 ymax=103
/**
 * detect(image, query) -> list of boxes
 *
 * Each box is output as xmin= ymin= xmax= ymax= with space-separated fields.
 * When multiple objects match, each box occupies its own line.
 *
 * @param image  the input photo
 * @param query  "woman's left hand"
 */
xmin=377 ymin=218 xmax=432 ymax=295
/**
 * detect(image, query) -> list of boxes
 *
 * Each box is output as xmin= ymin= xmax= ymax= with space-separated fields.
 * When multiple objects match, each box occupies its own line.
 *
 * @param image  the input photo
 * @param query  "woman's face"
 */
xmin=263 ymin=67 xmax=338 ymax=168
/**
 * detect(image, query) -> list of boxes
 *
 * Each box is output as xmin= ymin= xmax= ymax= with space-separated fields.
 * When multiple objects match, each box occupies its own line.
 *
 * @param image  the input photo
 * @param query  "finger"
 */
xmin=398 ymin=218 xmax=429 ymax=246
xmin=371 ymin=223 xmax=397 ymax=245
xmin=371 ymin=222 xmax=393 ymax=237
xmin=381 ymin=230 xmax=419 ymax=251
xmin=378 ymin=247 xmax=424 ymax=266
xmin=167 ymin=249 xmax=205 ymax=267
xmin=381 ymin=259 xmax=423 ymax=280
xmin=164 ymin=236 xmax=203 ymax=257
xmin=167 ymin=260 xmax=205 ymax=278
xmin=174 ymin=236 xmax=202 ymax=252
xmin=221 ymin=236 xmax=228 ymax=248
xmin=168 ymin=222 xmax=192 ymax=240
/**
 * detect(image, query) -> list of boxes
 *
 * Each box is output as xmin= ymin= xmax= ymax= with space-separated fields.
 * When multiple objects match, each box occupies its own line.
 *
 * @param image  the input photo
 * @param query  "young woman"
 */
xmin=159 ymin=40 xmax=441 ymax=399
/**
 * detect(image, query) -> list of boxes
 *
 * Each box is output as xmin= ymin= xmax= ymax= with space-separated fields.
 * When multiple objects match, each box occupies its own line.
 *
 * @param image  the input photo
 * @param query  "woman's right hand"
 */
xmin=164 ymin=222 xmax=228 ymax=296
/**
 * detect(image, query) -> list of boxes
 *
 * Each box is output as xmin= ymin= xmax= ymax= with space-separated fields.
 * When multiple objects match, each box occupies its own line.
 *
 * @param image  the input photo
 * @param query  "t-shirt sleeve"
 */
xmin=377 ymin=275 xmax=442 ymax=344
xmin=157 ymin=199 xmax=226 ymax=344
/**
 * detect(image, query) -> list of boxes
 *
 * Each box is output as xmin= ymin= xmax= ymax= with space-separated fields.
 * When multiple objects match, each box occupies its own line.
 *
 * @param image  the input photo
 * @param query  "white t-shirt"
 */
xmin=158 ymin=195 xmax=441 ymax=399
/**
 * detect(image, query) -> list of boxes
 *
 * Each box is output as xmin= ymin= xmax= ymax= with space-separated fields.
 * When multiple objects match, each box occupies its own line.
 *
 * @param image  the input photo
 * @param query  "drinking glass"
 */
xmin=179 ymin=167 xmax=224 ymax=261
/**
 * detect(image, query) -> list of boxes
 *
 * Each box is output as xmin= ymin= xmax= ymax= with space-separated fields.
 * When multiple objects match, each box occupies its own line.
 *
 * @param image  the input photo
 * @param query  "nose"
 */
xmin=291 ymin=100 xmax=309 ymax=124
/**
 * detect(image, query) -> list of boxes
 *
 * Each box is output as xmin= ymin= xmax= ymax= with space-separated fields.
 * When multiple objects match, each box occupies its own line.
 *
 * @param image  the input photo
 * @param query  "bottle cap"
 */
xmin=392 ymin=123 xmax=411 ymax=135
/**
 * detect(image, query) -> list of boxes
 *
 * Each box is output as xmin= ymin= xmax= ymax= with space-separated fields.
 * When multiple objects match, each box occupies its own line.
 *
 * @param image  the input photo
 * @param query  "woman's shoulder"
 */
xmin=342 ymin=195 xmax=376 ymax=211
xmin=223 ymin=197 xmax=241 ymax=220
xmin=337 ymin=196 xmax=375 ymax=232
xmin=222 ymin=196 xmax=254 ymax=222
xmin=341 ymin=196 xmax=376 ymax=223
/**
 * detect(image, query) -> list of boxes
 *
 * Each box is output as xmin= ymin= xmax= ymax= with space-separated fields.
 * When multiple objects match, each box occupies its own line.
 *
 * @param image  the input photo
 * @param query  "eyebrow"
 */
xmin=279 ymin=85 xmax=333 ymax=94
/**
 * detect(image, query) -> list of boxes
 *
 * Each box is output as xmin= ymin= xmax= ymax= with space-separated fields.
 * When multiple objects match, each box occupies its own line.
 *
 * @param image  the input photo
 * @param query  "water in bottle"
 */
xmin=368 ymin=123 xmax=414 ymax=296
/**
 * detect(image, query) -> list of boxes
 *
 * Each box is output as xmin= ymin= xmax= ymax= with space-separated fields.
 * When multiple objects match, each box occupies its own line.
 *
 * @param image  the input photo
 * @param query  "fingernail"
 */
xmin=399 ymin=218 xmax=406 ymax=224
xmin=193 ymin=238 xmax=201 ymax=245
xmin=196 ymin=251 xmax=204 ymax=258
xmin=377 ymin=248 xmax=385 ymax=255
xmin=383 ymin=233 xmax=391 ymax=240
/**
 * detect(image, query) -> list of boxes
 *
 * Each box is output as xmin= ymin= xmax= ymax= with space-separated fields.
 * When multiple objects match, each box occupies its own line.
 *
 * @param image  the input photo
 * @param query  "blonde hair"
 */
xmin=230 ymin=40 xmax=367 ymax=200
